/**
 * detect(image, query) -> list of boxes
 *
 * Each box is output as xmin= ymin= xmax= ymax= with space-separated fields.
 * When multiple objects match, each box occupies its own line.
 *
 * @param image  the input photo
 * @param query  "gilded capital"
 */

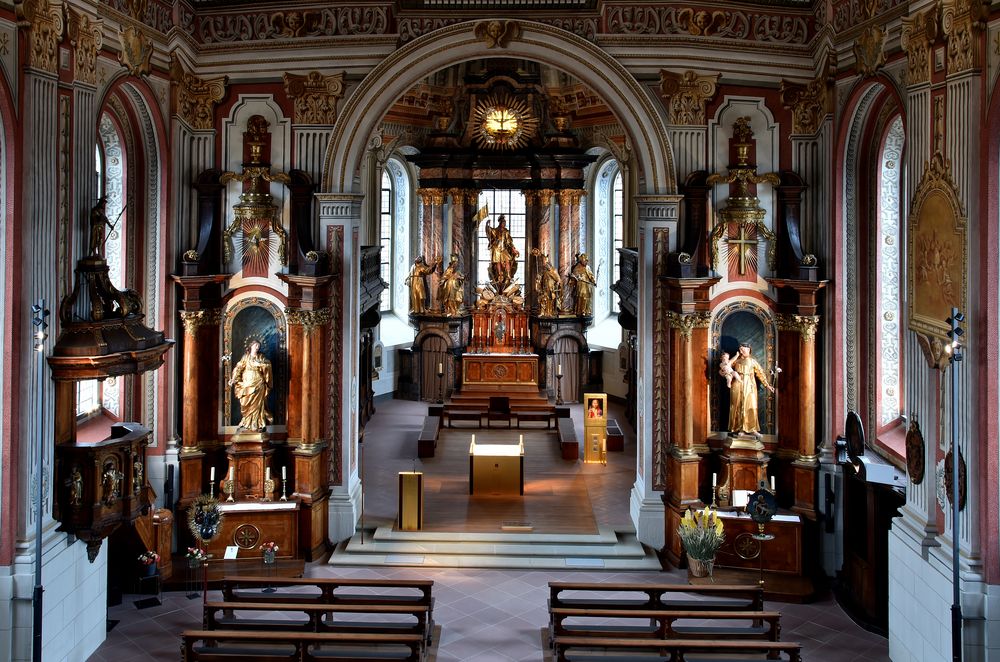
xmin=170 ymin=53 xmax=228 ymax=130
xmin=416 ymin=187 xmax=445 ymax=206
xmin=283 ymin=71 xmax=345 ymax=125
xmin=779 ymin=76 xmax=830 ymax=135
xmin=901 ymin=7 xmax=940 ymax=86
xmin=473 ymin=19 xmax=520 ymax=48
xmin=16 ymin=0 xmax=64 ymax=75
xmin=665 ymin=311 xmax=711 ymax=340
xmin=67 ymin=8 xmax=102 ymax=85
xmin=180 ymin=309 xmax=222 ymax=335
xmin=659 ymin=70 xmax=720 ymax=125
xmin=776 ymin=313 xmax=820 ymax=342
xmin=557 ymin=189 xmax=586 ymax=207
xmin=854 ymin=25 xmax=887 ymax=78
xmin=942 ymin=0 xmax=989 ymax=73
xmin=286 ymin=307 xmax=332 ymax=333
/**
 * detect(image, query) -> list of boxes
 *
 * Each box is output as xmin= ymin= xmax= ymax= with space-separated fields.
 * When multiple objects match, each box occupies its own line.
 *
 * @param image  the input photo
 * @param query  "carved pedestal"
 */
xmin=717 ymin=434 xmax=769 ymax=507
xmin=226 ymin=431 xmax=276 ymax=501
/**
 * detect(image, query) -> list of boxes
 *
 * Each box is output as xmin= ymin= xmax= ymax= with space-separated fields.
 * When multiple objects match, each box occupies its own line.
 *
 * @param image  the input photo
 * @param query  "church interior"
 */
xmin=0 ymin=0 xmax=998 ymax=660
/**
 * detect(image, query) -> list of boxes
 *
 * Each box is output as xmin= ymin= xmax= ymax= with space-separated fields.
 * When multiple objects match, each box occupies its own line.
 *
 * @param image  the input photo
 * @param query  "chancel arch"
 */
xmin=320 ymin=19 xmax=680 ymax=546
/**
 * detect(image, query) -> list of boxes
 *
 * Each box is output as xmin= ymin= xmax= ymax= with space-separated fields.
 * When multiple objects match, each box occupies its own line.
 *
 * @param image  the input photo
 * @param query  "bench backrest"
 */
xmin=553 ymin=636 xmax=801 ymax=662
xmin=549 ymin=582 xmax=763 ymax=611
xmin=182 ymin=629 xmax=424 ymax=662
xmin=221 ymin=576 xmax=433 ymax=606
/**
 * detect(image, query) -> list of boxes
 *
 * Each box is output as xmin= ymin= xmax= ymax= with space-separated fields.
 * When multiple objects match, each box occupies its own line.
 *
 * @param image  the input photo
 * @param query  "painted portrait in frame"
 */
xmin=907 ymin=154 xmax=967 ymax=340
xmin=584 ymin=392 xmax=607 ymax=423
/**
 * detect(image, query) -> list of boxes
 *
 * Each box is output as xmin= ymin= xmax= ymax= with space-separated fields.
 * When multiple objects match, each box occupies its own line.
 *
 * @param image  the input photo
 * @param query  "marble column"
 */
xmin=417 ymin=188 xmax=445 ymax=309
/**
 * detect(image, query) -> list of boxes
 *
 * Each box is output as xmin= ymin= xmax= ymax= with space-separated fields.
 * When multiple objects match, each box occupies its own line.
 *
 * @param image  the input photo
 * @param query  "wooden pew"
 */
xmin=181 ymin=629 xmax=424 ymax=661
xmin=220 ymin=576 xmax=435 ymax=644
xmin=549 ymin=582 xmax=763 ymax=612
xmin=443 ymin=408 xmax=484 ymax=428
xmin=203 ymin=600 xmax=430 ymax=641
xmin=550 ymin=607 xmax=780 ymax=642
xmin=552 ymin=636 xmax=802 ymax=662
xmin=417 ymin=415 xmax=440 ymax=458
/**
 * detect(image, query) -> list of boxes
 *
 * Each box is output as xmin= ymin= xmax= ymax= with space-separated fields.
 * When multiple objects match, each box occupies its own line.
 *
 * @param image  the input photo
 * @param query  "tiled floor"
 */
xmin=88 ymin=397 xmax=890 ymax=660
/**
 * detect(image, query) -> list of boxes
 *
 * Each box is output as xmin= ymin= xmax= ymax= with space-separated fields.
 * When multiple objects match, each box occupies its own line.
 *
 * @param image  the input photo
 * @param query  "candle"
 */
xmin=438 ymin=362 xmax=443 ymax=375
xmin=266 ymin=467 xmax=270 ymax=482
xmin=471 ymin=434 xmax=476 ymax=445
xmin=282 ymin=465 xmax=287 ymax=480
xmin=712 ymin=472 xmax=717 ymax=488
xmin=228 ymin=466 xmax=234 ymax=481
xmin=519 ymin=434 xmax=523 ymax=445
xmin=770 ymin=475 xmax=776 ymax=491
xmin=210 ymin=466 xmax=215 ymax=482
xmin=557 ymin=364 xmax=563 ymax=377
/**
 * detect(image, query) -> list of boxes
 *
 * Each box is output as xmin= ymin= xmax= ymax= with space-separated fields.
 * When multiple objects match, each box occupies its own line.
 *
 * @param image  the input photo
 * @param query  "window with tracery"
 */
xmin=379 ymin=170 xmax=393 ymax=312
xmin=877 ymin=116 xmax=904 ymax=427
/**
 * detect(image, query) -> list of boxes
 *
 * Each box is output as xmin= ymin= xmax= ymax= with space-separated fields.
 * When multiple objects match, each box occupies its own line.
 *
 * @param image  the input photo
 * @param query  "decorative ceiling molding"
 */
xmin=473 ymin=19 xmax=520 ymax=48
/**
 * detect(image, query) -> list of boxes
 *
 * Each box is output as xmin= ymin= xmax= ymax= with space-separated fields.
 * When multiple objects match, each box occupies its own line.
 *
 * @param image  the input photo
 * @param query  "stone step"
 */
xmin=328 ymin=527 xmax=662 ymax=570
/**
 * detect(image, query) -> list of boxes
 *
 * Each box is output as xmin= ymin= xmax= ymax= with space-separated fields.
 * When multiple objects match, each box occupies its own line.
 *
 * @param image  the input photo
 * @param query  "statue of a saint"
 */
xmin=405 ymin=256 xmax=439 ymax=314
xmin=230 ymin=338 xmax=273 ymax=431
xmin=437 ymin=254 xmax=465 ymax=316
xmin=89 ymin=197 xmax=114 ymax=257
xmin=726 ymin=342 xmax=774 ymax=437
xmin=485 ymin=214 xmax=519 ymax=291
xmin=569 ymin=253 xmax=597 ymax=316
xmin=533 ymin=250 xmax=562 ymax=317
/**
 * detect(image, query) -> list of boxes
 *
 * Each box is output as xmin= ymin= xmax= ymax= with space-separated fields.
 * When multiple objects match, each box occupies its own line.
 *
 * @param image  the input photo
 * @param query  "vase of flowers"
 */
xmin=186 ymin=546 xmax=207 ymax=570
xmin=137 ymin=551 xmax=160 ymax=577
xmin=260 ymin=541 xmax=278 ymax=565
xmin=677 ymin=506 xmax=724 ymax=578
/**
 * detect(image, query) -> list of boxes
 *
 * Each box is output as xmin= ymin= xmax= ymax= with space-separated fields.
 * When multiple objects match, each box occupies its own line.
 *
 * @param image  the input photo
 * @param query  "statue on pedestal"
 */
xmin=230 ymin=337 xmax=273 ymax=431
xmin=532 ymin=249 xmax=563 ymax=317
xmin=405 ymin=256 xmax=440 ymax=314
xmin=569 ymin=253 xmax=597 ymax=316
xmin=485 ymin=214 xmax=519 ymax=291
xmin=89 ymin=197 xmax=114 ymax=257
xmin=725 ymin=342 xmax=774 ymax=437
xmin=437 ymin=254 xmax=465 ymax=316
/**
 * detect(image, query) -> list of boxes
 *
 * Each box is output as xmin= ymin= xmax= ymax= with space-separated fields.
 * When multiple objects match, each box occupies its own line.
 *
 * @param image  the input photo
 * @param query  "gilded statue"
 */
xmin=405 ymin=256 xmax=439 ymax=314
xmin=437 ymin=254 xmax=465 ymax=317
xmin=485 ymin=214 xmax=519 ymax=291
xmin=569 ymin=253 xmax=597 ymax=316
xmin=89 ymin=197 xmax=114 ymax=257
xmin=230 ymin=337 xmax=273 ymax=432
xmin=725 ymin=342 xmax=774 ymax=437
xmin=532 ymin=249 xmax=562 ymax=317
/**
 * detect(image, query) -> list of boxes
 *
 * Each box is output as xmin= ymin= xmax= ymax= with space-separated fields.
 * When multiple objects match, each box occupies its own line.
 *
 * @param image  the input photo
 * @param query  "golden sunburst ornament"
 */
xmin=474 ymin=94 xmax=538 ymax=150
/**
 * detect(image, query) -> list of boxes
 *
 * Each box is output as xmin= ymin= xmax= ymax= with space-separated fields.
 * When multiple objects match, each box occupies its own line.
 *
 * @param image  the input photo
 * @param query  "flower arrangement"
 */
xmin=137 ymin=551 xmax=160 ymax=566
xmin=676 ymin=506 xmax=725 ymax=561
xmin=186 ymin=547 xmax=207 ymax=561
xmin=260 ymin=541 xmax=278 ymax=553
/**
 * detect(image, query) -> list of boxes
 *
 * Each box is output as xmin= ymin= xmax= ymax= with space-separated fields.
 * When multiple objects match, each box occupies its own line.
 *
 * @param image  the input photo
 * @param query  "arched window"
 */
xmin=379 ymin=169 xmax=393 ymax=312
xmin=877 ymin=116 xmax=904 ymax=428
xmin=476 ymin=189 xmax=526 ymax=288
xmin=381 ymin=156 xmax=411 ymax=320
xmin=592 ymin=157 xmax=624 ymax=320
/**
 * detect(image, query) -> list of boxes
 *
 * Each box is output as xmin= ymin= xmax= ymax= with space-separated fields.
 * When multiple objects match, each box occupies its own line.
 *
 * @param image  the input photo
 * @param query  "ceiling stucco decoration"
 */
xmin=474 ymin=19 xmax=520 ymax=48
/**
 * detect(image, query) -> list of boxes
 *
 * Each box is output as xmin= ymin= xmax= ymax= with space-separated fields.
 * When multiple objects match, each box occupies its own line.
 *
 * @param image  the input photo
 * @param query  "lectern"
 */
xmin=398 ymin=471 xmax=424 ymax=531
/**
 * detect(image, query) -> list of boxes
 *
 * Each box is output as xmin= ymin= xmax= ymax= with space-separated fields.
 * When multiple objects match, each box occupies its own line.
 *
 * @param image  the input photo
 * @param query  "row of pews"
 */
xmin=548 ymin=581 xmax=802 ymax=661
xmin=181 ymin=576 xmax=435 ymax=661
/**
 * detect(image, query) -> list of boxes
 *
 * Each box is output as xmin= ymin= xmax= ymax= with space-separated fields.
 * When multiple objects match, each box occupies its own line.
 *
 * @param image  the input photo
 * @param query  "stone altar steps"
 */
xmin=328 ymin=526 xmax=661 ymax=570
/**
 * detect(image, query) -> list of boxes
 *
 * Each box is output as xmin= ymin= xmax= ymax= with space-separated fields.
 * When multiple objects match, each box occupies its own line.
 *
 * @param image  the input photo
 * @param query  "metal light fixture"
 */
xmin=945 ymin=307 xmax=964 ymax=662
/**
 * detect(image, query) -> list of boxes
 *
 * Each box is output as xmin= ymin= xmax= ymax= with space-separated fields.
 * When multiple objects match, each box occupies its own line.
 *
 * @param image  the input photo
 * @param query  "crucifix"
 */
xmin=728 ymin=224 xmax=758 ymax=275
